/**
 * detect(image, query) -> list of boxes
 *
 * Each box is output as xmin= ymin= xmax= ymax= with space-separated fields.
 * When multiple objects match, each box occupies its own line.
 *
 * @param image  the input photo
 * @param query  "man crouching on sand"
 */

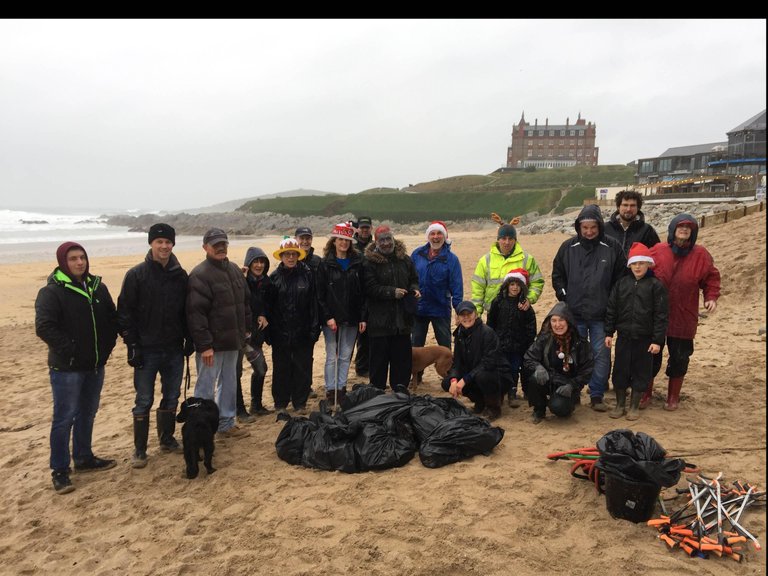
xmin=35 ymin=242 xmax=119 ymax=494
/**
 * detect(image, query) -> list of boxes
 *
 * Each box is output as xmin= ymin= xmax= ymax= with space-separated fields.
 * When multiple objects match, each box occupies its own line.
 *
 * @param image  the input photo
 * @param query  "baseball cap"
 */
xmin=203 ymin=228 xmax=228 ymax=245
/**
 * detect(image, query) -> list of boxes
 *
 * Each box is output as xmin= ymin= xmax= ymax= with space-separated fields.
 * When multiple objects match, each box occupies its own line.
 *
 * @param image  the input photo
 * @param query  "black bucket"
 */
xmin=604 ymin=472 xmax=660 ymax=523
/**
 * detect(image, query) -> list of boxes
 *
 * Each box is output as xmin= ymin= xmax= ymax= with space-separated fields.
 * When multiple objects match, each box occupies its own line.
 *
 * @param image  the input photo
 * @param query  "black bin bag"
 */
xmin=354 ymin=421 xmax=417 ymax=471
xmin=275 ymin=414 xmax=317 ymax=466
xmin=302 ymin=421 xmax=360 ymax=473
xmin=419 ymin=415 xmax=505 ymax=469
xmin=594 ymin=429 xmax=686 ymax=488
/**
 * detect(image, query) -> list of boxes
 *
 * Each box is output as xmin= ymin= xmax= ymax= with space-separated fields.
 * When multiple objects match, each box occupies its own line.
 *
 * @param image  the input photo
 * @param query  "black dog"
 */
xmin=176 ymin=397 xmax=219 ymax=479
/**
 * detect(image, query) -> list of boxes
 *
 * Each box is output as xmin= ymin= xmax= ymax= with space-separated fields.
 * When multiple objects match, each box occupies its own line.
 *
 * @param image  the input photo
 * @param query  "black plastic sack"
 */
xmin=594 ymin=429 xmax=686 ymax=488
xmin=419 ymin=415 xmax=505 ymax=469
xmin=340 ymin=392 xmax=413 ymax=430
xmin=354 ymin=421 xmax=417 ymax=471
xmin=302 ymin=421 xmax=360 ymax=473
xmin=341 ymin=383 xmax=385 ymax=411
xmin=408 ymin=395 xmax=473 ymax=443
xmin=274 ymin=414 xmax=317 ymax=466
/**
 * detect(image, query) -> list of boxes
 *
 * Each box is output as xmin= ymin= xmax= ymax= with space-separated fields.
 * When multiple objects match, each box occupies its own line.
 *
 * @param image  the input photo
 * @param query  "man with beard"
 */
xmin=363 ymin=225 xmax=420 ymax=391
xmin=411 ymin=220 xmax=463 ymax=349
xmin=551 ymin=205 xmax=627 ymax=412
xmin=604 ymin=190 xmax=660 ymax=257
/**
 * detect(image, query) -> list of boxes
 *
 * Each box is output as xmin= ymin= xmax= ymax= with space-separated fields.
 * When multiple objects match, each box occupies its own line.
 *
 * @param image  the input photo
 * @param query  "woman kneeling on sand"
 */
xmin=522 ymin=302 xmax=593 ymax=424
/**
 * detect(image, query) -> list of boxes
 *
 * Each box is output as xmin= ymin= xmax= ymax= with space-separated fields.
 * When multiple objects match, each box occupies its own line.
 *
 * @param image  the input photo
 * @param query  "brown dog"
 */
xmin=410 ymin=346 xmax=453 ymax=389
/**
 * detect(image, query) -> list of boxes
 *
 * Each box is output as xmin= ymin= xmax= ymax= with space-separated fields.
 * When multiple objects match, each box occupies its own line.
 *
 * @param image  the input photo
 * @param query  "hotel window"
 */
xmin=578 ymin=139 xmax=583 ymax=146
xmin=539 ymin=130 xmax=544 ymax=136
xmin=550 ymin=130 xmax=555 ymax=136
xmin=528 ymin=140 xmax=533 ymax=146
xmin=561 ymin=130 xmax=566 ymax=136
xmin=570 ymin=130 xmax=575 ymax=136
xmin=559 ymin=140 xmax=564 ymax=146
xmin=527 ymin=149 xmax=533 ymax=157
xmin=577 ymin=150 xmax=582 ymax=156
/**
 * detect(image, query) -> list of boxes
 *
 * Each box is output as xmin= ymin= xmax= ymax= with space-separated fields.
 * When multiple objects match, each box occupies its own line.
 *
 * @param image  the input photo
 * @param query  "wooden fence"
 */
xmin=699 ymin=201 xmax=765 ymax=228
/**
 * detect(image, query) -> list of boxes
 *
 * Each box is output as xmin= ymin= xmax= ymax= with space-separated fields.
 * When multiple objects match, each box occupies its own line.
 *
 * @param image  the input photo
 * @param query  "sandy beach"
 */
xmin=0 ymin=214 xmax=765 ymax=576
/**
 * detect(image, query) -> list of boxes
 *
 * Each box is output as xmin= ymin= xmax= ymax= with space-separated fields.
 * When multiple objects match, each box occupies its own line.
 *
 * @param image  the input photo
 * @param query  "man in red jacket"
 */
xmin=645 ymin=214 xmax=720 ymax=411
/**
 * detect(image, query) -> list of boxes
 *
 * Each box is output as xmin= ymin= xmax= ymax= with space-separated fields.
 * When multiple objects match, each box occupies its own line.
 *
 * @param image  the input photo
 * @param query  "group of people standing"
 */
xmin=35 ymin=190 xmax=721 ymax=494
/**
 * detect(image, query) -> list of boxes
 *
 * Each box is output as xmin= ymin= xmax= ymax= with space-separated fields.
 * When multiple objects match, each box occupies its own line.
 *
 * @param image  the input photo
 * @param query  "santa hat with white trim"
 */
xmin=503 ymin=268 xmax=529 ymax=287
xmin=627 ymin=242 xmax=655 ymax=267
xmin=425 ymin=220 xmax=450 ymax=244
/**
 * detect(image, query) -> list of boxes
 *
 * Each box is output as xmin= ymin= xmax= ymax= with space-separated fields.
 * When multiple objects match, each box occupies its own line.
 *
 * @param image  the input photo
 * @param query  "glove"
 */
xmin=555 ymin=384 xmax=574 ymax=398
xmin=127 ymin=345 xmax=144 ymax=369
xmin=183 ymin=338 xmax=195 ymax=357
xmin=533 ymin=365 xmax=549 ymax=387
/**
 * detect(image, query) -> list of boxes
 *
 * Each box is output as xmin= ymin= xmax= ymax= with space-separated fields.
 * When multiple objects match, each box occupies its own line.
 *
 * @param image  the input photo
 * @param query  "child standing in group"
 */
xmin=487 ymin=269 xmax=537 ymax=408
xmin=604 ymin=243 xmax=668 ymax=421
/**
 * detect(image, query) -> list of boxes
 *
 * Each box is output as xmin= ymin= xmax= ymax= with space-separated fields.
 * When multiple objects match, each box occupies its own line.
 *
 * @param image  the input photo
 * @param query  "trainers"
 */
xmin=237 ymin=411 xmax=256 ymax=424
xmin=308 ymin=390 xmax=318 ymax=399
xmin=217 ymin=425 xmax=250 ymax=439
xmin=74 ymin=456 xmax=117 ymax=473
xmin=131 ymin=450 xmax=148 ymax=469
xmin=590 ymin=398 xmax=609 ymax=412
xmin=251 ymin=405 xmax=274 ymax=416
xmin=293 ymin=405 xmax=309 ymax=416
xmin=52 ymin=470 xmax=75 ymax=494
xmin=508 ymin=396 xmax=522 ymax=408
xmin=531 ymin=411 xmax=544 ymax=424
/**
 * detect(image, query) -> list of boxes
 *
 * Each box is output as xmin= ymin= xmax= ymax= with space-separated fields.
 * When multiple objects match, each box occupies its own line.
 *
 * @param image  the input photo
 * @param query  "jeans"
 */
xmin=132 ymin=349 xmax=183 ymax=415
xmin=323 ymin=325 xmax=358 ymax=391
xmin=411 ymin=315 xmax=452 ymax=348
xmin=195 ymin=350 xmax=238 ymax=432
xmin=575 ymin=320 xmax=610 ymax=400
xmin=49 ymin=367 xmax=105 ymax=471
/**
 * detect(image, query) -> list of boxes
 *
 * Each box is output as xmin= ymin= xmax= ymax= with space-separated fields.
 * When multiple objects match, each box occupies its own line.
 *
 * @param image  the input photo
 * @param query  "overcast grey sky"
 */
xmin=1 ymin=19 xmax=765 ymax=212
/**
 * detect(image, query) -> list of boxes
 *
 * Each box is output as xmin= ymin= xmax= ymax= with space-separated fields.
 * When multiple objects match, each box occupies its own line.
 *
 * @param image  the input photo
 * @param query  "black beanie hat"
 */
xmin=497 ymin=224 xmax=517 ymax=240
xmin=148 ymin=223 xmax=176 ymax=245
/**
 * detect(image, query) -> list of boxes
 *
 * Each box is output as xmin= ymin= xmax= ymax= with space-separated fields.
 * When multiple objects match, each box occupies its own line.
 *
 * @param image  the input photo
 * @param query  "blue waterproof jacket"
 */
xmin=411 ymin=242 xmax=463 ymax=319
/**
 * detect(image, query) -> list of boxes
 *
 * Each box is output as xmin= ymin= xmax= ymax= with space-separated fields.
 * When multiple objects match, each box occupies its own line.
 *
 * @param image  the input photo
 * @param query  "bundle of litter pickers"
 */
xmin=648 ymin=473 xmax=764 ymax=562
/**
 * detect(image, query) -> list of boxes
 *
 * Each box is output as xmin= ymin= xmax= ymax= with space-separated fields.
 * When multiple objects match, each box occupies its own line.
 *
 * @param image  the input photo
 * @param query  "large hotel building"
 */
xmin=506 ymin=112 xmax=598 ymax=169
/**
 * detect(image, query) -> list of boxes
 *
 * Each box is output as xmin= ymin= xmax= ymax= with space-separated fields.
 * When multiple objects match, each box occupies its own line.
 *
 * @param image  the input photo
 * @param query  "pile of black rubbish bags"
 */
xmin=275 ymin=384 xmax=505 ymax=472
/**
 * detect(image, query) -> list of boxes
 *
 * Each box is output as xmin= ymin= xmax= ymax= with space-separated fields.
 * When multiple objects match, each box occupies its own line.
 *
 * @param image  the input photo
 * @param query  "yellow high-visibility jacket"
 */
xmin=470 ymin=242 xmax=544 ymax=314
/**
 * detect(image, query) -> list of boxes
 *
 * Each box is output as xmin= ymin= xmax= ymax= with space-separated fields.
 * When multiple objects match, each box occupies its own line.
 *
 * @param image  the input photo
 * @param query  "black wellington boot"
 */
xmin=156 ymin=409 xmax=182 ymax=453
xmin=609 ymin=388 xmax=627 ymax=419
xmin=132 ymin=414 xmax=150 ymax=468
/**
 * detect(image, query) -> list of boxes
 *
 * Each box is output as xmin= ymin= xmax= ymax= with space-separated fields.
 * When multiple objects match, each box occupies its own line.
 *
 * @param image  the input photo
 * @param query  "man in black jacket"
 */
xmin=551 ymin=204 xmax=626 ymax=412
xmin=604 ymin=190 xmax=660 ymax=257
xmin=442 ymin=301 xmax=507 ymax=420
xmin=35 ymin=242 xmax=119 ymax=494
xmin=187 ymin=228 xmax=252 ymax=439
xmin=363 ymin=225 xmax=420 ymax=391
xmin=118 ymin=223 xmax=193 ymax=468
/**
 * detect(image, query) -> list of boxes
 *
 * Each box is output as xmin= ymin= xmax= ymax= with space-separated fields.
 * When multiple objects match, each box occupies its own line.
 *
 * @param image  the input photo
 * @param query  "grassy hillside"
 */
xmin=239 ymin=165 xmax=634 ymax=222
